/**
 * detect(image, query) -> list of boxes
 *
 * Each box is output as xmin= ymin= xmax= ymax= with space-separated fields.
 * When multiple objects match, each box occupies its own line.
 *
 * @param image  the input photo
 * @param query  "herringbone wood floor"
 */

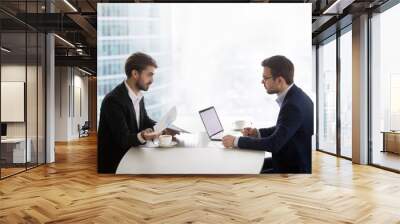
xmin=1 ymin=135 xmax=400 ymax=224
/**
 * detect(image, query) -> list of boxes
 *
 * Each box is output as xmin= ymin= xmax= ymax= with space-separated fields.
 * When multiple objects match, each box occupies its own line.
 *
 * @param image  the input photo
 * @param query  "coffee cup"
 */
xmin=233 ymin=120 xmax=246 ymax=130
xmin=159 ymin=135 xmax=172 ymax=146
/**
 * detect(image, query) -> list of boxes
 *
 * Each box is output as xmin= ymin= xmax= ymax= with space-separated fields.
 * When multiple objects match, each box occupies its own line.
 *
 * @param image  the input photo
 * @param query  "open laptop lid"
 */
xmin=199 ymin=106 xmax=224 ymax=139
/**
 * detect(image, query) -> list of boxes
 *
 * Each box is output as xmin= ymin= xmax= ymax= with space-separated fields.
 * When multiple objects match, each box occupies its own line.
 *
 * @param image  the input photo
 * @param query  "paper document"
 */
xmin=153 ymin=106 xmax=177 ymax=133
xmin=168 ymin=124 xmax=191 ymax=134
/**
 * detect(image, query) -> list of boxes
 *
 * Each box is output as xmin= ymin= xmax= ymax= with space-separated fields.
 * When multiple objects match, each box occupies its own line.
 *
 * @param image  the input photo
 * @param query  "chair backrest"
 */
xmin=82 ymin=121 xmax=90 ymax=129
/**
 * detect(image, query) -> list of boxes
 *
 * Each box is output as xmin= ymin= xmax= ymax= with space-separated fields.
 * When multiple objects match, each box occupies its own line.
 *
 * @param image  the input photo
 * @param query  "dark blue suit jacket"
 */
xmin=238 ymin=84 xmax=314 ymax=173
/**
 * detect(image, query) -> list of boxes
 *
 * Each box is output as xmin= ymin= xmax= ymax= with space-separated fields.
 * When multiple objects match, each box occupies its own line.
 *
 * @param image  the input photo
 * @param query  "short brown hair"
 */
xmin=124 ymin=52 xmax=158 ymax=78
xmin=261 ymin=55 xmax=294 ymax=85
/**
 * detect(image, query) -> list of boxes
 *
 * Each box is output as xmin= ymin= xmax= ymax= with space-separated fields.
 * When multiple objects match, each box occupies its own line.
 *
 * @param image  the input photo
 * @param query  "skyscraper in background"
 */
xmin=98 ymin=4 xmax=172 ymax=121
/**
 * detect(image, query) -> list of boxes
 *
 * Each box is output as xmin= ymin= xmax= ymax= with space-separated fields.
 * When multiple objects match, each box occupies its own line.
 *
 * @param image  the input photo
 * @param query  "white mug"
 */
xmin=159 ymin=135 xmax=172 ymax=146
xmin=233 ymin=120 xmax=246 ymax=130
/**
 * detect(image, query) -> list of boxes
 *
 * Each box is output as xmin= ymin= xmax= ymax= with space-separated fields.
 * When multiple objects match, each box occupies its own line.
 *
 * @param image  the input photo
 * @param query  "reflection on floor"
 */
xmin=0 ymin=162 xmax=42 ymax=178
xmin=341 ymin=147 xmax=352 ymax=158
xmin=0 ymin=167 xmax=25 ymax=177
xmin=373 ymin=151 xmax=400 ymax=171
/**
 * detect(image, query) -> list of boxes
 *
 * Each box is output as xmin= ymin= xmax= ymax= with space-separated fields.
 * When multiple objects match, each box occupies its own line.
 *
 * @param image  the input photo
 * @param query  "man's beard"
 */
xmin=267 ymin=88 xmax=278 ymax=94
xmin=137 ymin=81 xmax=151 ymax=91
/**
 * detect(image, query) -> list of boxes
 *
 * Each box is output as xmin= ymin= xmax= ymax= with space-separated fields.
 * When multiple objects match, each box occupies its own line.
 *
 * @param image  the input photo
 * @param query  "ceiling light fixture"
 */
xmin=78 ymin=67 xmax=93 ymax=76
xmin=54 ymin=34 xmax=75 ymax=48
xmin=323 ymin=0 xmax=355 ymax=15
xmin=1 ymin=47 xmax=11 ymax=53
xmin=63 ymin=0 xmax=78 ymax=12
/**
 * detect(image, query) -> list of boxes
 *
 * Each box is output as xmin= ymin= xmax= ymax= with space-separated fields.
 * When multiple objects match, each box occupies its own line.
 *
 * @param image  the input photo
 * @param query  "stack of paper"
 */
xmin=153 ymin=106 xmax=191 ymax=134
xmin=153 ymin=106 xmax=177 ymax=133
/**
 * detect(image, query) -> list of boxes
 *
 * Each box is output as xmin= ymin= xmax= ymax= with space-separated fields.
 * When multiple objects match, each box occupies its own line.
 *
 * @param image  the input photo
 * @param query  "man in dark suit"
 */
xmin=98 ymin=52 xmax=176 ymax=173
xmin=222 ymin=55 xmax=314 ymax=173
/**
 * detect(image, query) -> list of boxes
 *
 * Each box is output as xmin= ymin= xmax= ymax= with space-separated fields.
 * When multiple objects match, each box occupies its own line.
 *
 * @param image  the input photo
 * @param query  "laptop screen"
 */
xmin=199 ymin=107 xmax=223 ymax=137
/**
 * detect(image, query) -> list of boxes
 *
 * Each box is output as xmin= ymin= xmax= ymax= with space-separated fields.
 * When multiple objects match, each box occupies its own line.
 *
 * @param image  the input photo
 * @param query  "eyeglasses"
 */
xmin=262 ymin=76 xmax=273 ymax=82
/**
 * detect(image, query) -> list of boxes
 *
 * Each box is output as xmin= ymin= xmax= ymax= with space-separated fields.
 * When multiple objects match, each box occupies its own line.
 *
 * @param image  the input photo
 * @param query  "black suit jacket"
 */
xmin=238 ymin=84 xmax=314 ymax=173
xmin=97 ymin=82 xmax=156 ymax=173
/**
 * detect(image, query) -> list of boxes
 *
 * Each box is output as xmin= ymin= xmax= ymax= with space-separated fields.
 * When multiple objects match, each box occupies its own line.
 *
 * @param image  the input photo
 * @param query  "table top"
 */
xmin=116 ymin=132 xmax=265 ymax=174
xmin=381 ymin=131 xmax=400 ymax=134
xmin=1 ymin=138 xmax=28 ymax=143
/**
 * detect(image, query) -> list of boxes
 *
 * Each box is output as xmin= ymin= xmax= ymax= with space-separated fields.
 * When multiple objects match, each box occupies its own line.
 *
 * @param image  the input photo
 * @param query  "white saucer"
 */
xmin=158 ymin=141 xmax=178 ymax=148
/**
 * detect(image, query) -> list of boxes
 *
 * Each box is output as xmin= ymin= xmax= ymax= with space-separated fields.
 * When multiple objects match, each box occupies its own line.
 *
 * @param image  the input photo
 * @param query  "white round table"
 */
xmin=116 ymin=132 xmax=265 ymax=174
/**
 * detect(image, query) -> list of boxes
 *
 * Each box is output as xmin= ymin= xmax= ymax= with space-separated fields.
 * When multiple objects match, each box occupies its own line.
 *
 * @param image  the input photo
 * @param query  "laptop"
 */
xmin=199 ymin=106 xmax=224 ymax=141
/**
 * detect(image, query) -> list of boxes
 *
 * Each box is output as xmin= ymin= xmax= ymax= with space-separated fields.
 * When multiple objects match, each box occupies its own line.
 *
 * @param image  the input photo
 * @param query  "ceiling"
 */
xmin=0 ymin=0 xmax=393 ymax=75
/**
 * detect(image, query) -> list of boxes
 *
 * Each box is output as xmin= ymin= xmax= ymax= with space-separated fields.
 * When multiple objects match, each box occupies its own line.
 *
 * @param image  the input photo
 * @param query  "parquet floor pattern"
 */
xmin=1 ymin=135 xmax=400 ymax=223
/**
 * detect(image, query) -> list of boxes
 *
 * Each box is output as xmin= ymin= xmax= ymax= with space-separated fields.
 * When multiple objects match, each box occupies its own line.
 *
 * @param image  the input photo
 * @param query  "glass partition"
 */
xmin=0 ymin=1 xmax=46 ymax=179
xmin=317 ymin=36 xmax=337 ymax=155
xmin=339 ymin=28 xmax=352 ymax=158
xmin=1 ymin=30 xmax=28 ymax=177
xmin=370 ymin=3 xmax=400 ymax=171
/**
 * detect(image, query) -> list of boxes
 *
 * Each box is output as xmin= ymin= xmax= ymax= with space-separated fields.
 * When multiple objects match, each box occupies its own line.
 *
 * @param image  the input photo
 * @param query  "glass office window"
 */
xmin=27 ymin=30 xmax=38 ymax=169
xmin=1 ymin=31 xmax=28 ymax=177
xmin=38 ymin=32 xmax=45 ymax=165
xmin=371 ymin=3 xmax=400 ymax=171
xmin=25 ymin=0 xmax=46 ymax=168
xmin=340 ymin=29 xmax=352 ymax=158
xmin=0 ymin=1 xmax=46 ymax=179
xmin=318 ymin=37 xmax=337 ymax=154
xmin=98 ymin=4 xmax=313 ymax=131
xmin=312 ymin=45 xmax=317 ymax=150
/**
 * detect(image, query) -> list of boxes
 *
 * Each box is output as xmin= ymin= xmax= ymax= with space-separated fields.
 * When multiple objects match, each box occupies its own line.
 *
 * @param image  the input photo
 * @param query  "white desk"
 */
xmin=116 ymin=132 xmax=265 ymax=174
xmin=1 ymin=138 xmax=31 ymax=163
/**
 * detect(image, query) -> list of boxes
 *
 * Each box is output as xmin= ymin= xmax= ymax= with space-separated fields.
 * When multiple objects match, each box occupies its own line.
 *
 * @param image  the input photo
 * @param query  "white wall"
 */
xmin=55 ymin=67 xmax=89 ymax=141
xmin=72 ymin=73 xmax=89 ymax=138
xmin=55 ymin=66 xmax=69 ymax=141
xmin=1 ymin=65 xmax=37 ymax=138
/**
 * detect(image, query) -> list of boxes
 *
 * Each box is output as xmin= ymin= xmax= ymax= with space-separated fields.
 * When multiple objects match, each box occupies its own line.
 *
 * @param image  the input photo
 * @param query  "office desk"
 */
xmin=116 ymin=132 xmax=265 ymax=174
xmin=1 ymin=138 xmax=32 ymax=164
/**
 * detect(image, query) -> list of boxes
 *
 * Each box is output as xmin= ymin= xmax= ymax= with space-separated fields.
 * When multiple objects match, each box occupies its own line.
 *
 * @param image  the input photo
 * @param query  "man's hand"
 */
xmin=141 ymin=128 xmax=160 ymax=141
xmin=241 ymin=127 xmax=258 ymax=137
xmin=162 ymin=128 xmax=180 ymax=136
xmin=222 ymin=135 xmax=236 ymax=148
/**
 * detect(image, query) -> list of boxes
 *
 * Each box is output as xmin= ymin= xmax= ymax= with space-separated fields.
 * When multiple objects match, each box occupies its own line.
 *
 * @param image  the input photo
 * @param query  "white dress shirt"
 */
xmin=275 ymin=83 xmax=294 ymax=107
xmin=124 ymin=80 xmax=146 ymax=143
xmin=233 ymin=84 xmax=294 ymax=148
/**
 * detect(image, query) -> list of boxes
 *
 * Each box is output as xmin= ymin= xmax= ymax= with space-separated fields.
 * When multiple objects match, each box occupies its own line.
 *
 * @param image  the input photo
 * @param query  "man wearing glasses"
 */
xmin=222 ymin=55 xmax=314 ymax=174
